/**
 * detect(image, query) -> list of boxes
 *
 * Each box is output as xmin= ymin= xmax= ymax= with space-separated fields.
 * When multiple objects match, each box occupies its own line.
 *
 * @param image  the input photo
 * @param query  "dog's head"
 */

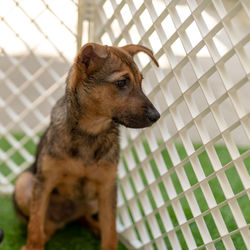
xmin=69 ymin=43 xmax=160 ymax=129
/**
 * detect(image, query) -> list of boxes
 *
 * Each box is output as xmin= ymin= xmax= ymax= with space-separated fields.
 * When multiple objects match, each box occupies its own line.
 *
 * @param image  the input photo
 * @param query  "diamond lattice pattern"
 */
xmin=0 ymin=0 xmax=78 ymax=193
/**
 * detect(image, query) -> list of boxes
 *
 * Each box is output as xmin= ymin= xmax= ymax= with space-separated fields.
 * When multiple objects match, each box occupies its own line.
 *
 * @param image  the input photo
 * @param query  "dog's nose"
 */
xmin=147 ymin=108 xmax=160 ymax=123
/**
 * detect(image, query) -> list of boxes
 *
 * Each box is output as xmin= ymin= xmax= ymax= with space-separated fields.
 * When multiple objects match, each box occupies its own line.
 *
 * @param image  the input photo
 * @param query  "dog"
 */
xmin=13 ymin=43 xmax=160 ymax=250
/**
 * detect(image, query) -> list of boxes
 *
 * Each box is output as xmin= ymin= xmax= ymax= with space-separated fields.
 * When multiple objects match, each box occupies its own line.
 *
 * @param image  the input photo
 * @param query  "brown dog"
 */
xmin=13 ymin=43 xmax=160 ymax=250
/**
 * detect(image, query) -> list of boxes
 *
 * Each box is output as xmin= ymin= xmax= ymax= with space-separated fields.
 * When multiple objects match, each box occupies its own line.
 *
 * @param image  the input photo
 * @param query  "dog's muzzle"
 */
xmin=112 ymin=107 xmax=160 ymax=129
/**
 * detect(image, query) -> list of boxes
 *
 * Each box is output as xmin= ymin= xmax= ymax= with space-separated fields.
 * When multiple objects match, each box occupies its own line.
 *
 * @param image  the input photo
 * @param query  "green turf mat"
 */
xmin=0 ymin=196 xmax=127 ymax=250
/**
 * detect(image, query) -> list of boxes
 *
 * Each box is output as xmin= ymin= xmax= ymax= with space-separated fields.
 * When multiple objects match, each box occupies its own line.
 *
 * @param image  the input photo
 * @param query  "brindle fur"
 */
xmin=14 ymin=43 xmax=160 ymax=250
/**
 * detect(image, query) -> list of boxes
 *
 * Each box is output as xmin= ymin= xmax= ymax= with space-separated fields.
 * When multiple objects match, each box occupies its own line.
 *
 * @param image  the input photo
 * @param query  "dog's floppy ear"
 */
xmin=122 ymin=44 xmax=159 ymax=67
xmin=76 ymin=43 xmax=109 ymax=70
xmin=69 ymin=43 xmax=109 ymax=88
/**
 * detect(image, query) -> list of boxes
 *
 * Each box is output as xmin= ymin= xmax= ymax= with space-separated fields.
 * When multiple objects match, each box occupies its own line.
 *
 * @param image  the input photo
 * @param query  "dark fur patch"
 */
xmin=93 ymin=144 xmax=109 ymax=161
xmin=28 ymin=163 xmax=37 ymax=174
xmin=110 ymin=47 xmax=139 ymax=81
xmin=74 ymin=87 xmax=81 ymax=109
xmin=48 ymin=199 xmax=76 ymax=222
xmin=69 ymin=147 xmax=79 ymax=157
xmin=51 ymin=188 xmax=59 ymax=194
xmin=27 ymin=129 xmax=49 ymax=174
xmin=92 ymin=213 xmax=99 ymax=221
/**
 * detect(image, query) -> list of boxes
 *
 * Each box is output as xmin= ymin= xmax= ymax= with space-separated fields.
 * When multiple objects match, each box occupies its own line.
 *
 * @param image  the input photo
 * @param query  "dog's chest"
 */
xmin=55 ymin=173 xmax=98 ymax=201
xmin=68 ymin=144 xmax=97 ymax=163
xmin=49 ymin=127 xmax=119 ymax=200
xmin=68 ymin=135 xmax=119 ymax=165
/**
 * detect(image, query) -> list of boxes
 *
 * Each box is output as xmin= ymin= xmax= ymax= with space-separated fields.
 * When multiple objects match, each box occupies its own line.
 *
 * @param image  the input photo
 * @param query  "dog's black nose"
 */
xmin=147 ymin=108 xmax=160 ymax=123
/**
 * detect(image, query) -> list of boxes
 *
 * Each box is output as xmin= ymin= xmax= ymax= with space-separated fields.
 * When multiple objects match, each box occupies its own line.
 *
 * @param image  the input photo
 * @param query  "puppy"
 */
xmin=13 ymin=43 xmax=160 ymax=250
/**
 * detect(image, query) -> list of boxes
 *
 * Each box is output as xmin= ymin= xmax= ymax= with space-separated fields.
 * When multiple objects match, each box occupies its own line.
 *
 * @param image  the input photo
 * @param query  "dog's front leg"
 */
xmin=98 ymin=178 xmax=118 ymax=250
xmin=22 ymin=176 xmax=54 ymax=250
xmin=21 ymin=156 xmax=60 ymax=250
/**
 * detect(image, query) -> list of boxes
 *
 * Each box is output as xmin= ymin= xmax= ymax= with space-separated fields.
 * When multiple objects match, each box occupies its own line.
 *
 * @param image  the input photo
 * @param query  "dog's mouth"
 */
xmin=112 ymin=112 xmax=160 ymax=129
xmin=112 ymin=117 xmax=125 ymax=126
xmin=112 ymin=117 xmax=133 ymax=128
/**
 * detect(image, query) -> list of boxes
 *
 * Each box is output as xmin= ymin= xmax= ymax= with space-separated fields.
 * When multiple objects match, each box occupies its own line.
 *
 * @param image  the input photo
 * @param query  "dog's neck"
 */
xmin=65 ymin=92 xmax=117 ymax=136
xmin=78 ymin=114 xmax=113 ymax=135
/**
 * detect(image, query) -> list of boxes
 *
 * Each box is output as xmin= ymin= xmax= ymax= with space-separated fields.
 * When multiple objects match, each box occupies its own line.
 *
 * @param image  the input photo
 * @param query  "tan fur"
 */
xmin=14 ymin=172 xmax=34 ymax=216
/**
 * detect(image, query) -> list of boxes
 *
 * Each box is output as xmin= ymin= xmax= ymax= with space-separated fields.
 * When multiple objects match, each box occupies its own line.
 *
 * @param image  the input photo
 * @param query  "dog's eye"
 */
xmin=115 ymin=77 xmax=129 ymax=88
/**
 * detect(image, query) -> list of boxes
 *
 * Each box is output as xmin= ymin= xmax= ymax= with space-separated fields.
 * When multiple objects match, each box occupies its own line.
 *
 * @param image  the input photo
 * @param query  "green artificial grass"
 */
xmin=0 ymin=134 xmax=250 ymax=249
xmin=0 ymin=196 xmax=127 ymax=250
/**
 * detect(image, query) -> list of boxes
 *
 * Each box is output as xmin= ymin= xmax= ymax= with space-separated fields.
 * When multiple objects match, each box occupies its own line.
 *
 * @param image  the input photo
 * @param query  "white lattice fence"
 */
xmin=0 ymin=0 xmax=250 ymax=249
xmin=92 ymin=0 xmax=250 ymax=249
xmin=0 ymin=0 xmax=78 ymax=193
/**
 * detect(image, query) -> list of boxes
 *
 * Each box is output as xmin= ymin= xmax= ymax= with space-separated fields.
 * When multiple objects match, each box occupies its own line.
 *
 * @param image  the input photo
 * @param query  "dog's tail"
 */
xmin=0 ymin=228 xmax=4 ymax=245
